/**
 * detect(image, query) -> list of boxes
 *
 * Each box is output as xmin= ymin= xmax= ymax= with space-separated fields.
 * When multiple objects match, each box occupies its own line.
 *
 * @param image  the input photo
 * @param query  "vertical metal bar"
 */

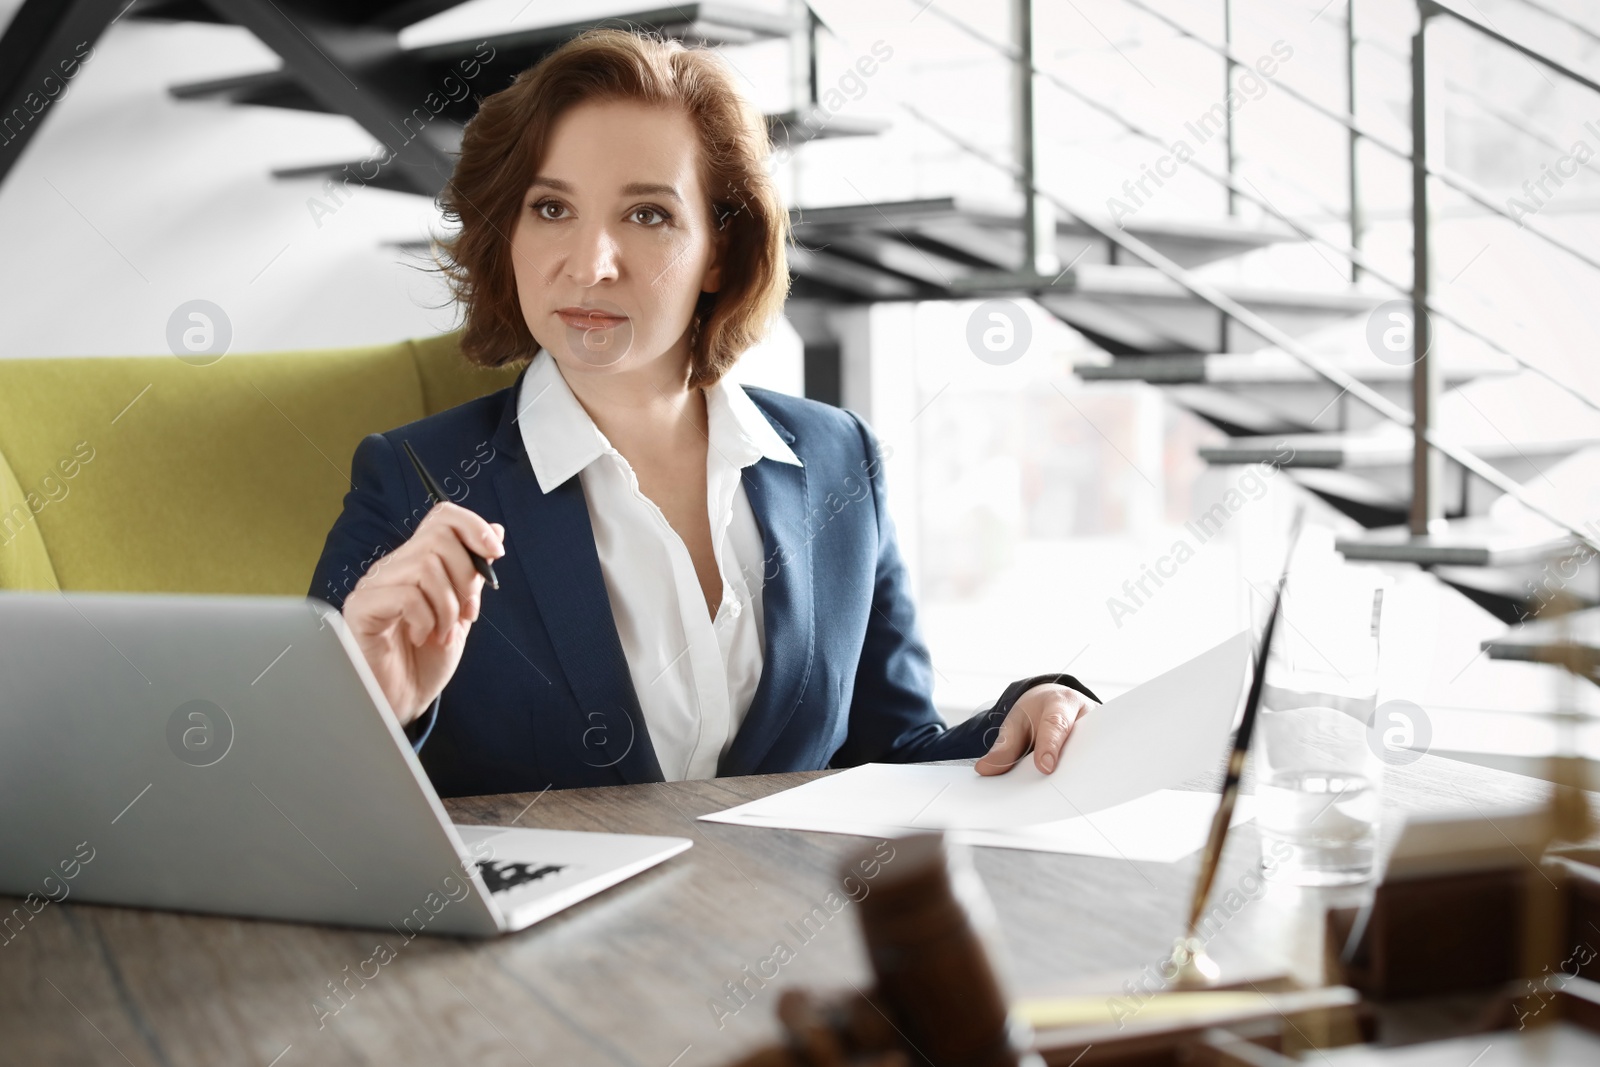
xmin=1016 ymin=0 xmax=1036 ymax=273
xmin=1410 ymin=13 xmax=1442 ymax=535
xmin=807 ymin=6 xmax=820 ymax=106
xmin=1223 ymin=0 xmax=1237 ymax=215
xmin=790 ymin=0 xmax=817 ymax=109
xmin=1347 ymin=0 xmax=1362 ymax=282
xmin=1217 ymin=0 xmax=1236 ymax=349
xmin=1015 ymin=0 xmax=1057 ymax=275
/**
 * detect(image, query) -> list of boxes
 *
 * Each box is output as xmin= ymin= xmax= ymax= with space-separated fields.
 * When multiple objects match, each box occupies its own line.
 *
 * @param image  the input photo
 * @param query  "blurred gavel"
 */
xmin=728 ymin=833 xmax=1039 ymax=1067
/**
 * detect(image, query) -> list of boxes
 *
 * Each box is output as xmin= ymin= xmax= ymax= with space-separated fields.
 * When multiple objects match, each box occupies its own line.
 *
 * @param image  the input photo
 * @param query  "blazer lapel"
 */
xmin=487 ymin=377 xmax=665 ymax=785
xmin=717 ymin=402 xmax=815 ymax=776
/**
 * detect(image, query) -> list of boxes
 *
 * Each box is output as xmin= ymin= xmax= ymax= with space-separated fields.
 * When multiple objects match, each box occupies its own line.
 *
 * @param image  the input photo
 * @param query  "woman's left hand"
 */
xmin=975 ymin=683 xmax=1098 ymax=776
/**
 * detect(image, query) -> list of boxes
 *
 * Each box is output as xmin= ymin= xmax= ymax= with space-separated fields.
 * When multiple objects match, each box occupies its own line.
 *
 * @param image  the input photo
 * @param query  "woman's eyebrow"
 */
xmin=621 ymin=182 xmax=683 ymax=203
xmin=529 ymin=176 xmax=684 ymax=204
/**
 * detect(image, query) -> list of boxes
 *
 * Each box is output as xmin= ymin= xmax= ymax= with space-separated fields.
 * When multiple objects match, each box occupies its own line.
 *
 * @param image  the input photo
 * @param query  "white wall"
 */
xmin=2 ymin=16 xmax=464 ymax=357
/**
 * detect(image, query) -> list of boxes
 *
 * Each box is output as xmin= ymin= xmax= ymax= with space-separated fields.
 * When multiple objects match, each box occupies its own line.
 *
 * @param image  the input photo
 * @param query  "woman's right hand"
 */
xmin=341 ymin=502 xmax=505 ymax=726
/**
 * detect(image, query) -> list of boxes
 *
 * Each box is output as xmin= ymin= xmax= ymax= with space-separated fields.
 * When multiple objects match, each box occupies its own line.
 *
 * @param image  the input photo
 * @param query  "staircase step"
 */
xmin=1160 ymin=386 xmax=1309 ymax=437
xmin=788 ymin=245 xmax=930 ymax=301
xmin=1094 ymin=216 xmax=1293 ymax=269
xmin=1075 ymin=350 xmax=1507 ymax=387
xmin=1481 ymin=607 xmax=1600 ymax=682
xmin=787 ymin=202 xmax=1299 ymax=315
xmin=1035 ymin=268 xmax=1380 ymax=356
xmin=790 ymin=197 xmax=1289 ymax=274
xmin=786 ymin=198 xmax=1298 ymax=311
xmin=1199 ymin=434 xmax=1591 ymax=522
xmin=167 ymin=3 xmax=801 ymax=120
xmin=1077 ymin=351 xmax=1511 ymax=433
xmin=768 ymin=108 xmax=890 ymax=148
xmin=790 ymin=228 xmax=974 ymax=294
xmin=277 ymin=106 xmax=883 ymax=198
xmin=131 ymin=0 xmax=464 ymax=30
xmin=169 ymin=69 xmax=318 ymax=111
xmin=1335 ymin=516 xmax=1579 ymax=567
xmin=1056 ymin=266 xmax=1381 ymax=310
xmin=1198 ymin=432 xmax=1591 ymax=470
xmin=1434 ymin=563 xmax=1600 ymax=626
xmin=410 ymin=1 xmax=805 ymax=47
xmin=1284 ymin=468 xmax=1408 ymax=528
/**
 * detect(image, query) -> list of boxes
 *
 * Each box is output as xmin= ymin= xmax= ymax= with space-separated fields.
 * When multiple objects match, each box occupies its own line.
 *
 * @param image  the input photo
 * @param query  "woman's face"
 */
xmin=510 ymin=98 xmax=726 ymax=382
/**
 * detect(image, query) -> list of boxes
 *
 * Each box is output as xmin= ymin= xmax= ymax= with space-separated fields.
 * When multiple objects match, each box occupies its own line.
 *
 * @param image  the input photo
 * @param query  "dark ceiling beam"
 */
xmin=0 ymin=0 xmax=128 ymax=191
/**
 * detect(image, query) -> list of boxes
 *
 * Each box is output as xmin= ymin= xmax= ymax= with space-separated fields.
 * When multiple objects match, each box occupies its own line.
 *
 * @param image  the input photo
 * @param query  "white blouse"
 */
xmin=515 ymin=348 xmax=804 ymax=781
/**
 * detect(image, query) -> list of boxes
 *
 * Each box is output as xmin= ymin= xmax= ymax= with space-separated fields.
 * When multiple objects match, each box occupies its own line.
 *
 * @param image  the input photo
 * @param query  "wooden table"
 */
xmin=1 ymin=755 xmax=1559 ymax=1067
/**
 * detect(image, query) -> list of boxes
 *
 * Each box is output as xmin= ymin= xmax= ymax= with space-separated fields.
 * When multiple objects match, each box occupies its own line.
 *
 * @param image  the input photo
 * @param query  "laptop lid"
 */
xmin=0 ymin=591 xmax=505 ymax=937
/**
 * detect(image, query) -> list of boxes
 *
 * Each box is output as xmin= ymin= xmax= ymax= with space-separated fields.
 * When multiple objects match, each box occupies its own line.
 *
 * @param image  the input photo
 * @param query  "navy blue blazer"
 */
xmin=309 ymin=366 xmax=1092 ymax=797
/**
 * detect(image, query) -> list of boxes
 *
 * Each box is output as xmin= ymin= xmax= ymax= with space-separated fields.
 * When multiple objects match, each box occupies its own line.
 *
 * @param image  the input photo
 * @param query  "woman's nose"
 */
xmin=564 ymin=221 xmax=620 ymax=286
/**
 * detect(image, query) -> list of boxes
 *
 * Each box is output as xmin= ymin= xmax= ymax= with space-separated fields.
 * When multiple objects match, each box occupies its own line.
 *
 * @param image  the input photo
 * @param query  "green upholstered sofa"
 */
xmin=0 ymin=332 xmax=520 ymax=595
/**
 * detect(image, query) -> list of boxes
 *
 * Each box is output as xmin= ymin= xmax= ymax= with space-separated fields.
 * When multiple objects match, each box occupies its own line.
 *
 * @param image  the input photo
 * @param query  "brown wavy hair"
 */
xmin=434 ymin=28 xmax=791 ymax=390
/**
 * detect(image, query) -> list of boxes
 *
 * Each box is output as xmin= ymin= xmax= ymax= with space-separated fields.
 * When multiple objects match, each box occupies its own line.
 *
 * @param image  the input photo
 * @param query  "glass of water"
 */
xmin=1254 ymin=560 xmax=1388 ymax=886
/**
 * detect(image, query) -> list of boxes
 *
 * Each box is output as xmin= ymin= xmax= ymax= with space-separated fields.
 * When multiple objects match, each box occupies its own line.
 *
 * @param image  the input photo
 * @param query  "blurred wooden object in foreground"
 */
xmin=724 ymin=816 xmax=1600 ymax=1066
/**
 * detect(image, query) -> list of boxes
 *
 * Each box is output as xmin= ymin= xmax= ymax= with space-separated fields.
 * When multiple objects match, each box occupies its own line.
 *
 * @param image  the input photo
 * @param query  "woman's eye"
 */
xmin=532 ymin=199 xmax=566 ymax=220
xmin=632 ymin=205 xmax=669 ymax=226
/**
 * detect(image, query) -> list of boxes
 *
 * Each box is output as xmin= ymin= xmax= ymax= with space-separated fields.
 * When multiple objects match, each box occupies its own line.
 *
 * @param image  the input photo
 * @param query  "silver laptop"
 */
xmin=0 ymin=591 xmax=691 ymax=937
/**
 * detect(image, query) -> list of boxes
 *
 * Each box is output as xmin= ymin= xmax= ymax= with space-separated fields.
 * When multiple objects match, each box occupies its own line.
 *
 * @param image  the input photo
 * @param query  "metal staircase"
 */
xmin=823 ymin=0 xmax=1600 ymax=668
xmin=782 ymin=197 xmax=1360 ymax=347
xmin=855 ymin=0 xmax=1600 ymax=640
xmin=959 ymin=0 xmax=1600 ymax=642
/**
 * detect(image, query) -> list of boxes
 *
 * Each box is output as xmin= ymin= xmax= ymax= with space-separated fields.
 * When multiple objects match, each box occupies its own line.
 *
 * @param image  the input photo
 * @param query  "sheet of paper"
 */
xmin=951 ymin=790 xmax=1256 ymax=863
xmin=701 ymin=630 xmax=1252 ymax=835
xmin=705 ymin=790 xmax=1253 ymax=863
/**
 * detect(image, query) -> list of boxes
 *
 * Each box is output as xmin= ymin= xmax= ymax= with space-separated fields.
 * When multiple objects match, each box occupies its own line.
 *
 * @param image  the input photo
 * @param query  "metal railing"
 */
xmin=908 ymin=0 xmax=1600 ymax=429
xmin=1126 ymin=0 xmax=1600 ymax=278
xmin=1410 ymin=0 xmax=1600 ymax=531
xmin=869 ymin=0 xmax=1600 ymax=554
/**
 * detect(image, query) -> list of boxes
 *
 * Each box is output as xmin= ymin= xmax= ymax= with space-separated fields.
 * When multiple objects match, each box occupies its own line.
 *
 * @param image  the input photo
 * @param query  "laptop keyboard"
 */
xmin=475 ymin=859 xmax=567 ymax=895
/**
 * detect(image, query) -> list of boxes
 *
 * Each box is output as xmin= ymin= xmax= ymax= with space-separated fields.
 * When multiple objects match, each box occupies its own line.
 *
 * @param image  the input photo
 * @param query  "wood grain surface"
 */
xmin=0 ymin=754 xmax=1562 ymax=1067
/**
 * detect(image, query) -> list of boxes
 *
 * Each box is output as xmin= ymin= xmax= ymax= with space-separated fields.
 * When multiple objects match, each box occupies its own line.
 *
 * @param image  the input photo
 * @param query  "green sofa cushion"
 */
xmin=0 ymin=446 xmax=61 ymax=591
xmin=0 ymin=333 xmax=520 ymax=596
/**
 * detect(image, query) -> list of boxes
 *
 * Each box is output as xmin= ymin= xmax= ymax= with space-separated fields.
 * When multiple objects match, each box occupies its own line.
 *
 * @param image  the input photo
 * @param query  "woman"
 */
xmin=309 ymin=28 xmax=1098 ymax=797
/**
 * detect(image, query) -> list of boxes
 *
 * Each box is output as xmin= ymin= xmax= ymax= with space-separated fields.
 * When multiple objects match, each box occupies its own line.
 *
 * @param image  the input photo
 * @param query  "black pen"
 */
xmin=401 ymin=439 xmax=500 ymax=592
xmin=1171 ymin=503 xmax=1305 ymax=985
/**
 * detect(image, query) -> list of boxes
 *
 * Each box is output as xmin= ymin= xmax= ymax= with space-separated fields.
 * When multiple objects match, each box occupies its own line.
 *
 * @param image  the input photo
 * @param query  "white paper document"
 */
xmin=952 ymin=789 xmax=1256 ymax=863
xmin=701 ymin=630 xmax=1253 ymax=859
xmin=700 ymin=784 xmax=1254 ymax=862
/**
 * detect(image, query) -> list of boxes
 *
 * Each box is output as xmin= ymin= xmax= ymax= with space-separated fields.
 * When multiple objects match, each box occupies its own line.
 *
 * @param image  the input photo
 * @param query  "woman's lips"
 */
xmin=556 ymin=308 xmax=628 ymax=330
